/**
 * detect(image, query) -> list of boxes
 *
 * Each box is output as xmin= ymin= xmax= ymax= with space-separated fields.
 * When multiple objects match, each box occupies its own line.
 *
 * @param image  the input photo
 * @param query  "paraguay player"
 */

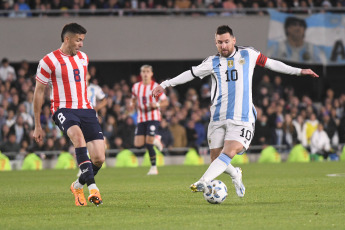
xmin=152 ymin=25 xmax=318 ymax=197
xmin=131 ymin=65 xmax=168 ymax=175
xmin=33 ymin=23 xmax=105 ymax=206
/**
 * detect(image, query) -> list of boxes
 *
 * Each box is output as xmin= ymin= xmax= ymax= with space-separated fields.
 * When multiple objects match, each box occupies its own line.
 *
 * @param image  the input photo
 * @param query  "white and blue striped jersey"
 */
xmin=87 ymin=83 xmax=106 ymax=107
xmin=191 ymin=46 xmax=267 ymax=124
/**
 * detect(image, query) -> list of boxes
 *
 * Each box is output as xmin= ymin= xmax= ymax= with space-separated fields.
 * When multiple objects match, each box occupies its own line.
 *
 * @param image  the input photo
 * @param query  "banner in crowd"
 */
xmin=267 ymin=10 xmax=345 ymax=65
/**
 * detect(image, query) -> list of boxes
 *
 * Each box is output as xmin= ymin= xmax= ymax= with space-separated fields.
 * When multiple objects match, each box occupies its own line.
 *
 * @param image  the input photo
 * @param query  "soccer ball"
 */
xmin=203 ymin=180 xmax=228 ymax=204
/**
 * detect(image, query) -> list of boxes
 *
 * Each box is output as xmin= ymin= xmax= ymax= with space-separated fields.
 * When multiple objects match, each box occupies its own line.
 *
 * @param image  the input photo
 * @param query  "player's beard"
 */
xmin=221 ymin=50 xmax=230 ymax=57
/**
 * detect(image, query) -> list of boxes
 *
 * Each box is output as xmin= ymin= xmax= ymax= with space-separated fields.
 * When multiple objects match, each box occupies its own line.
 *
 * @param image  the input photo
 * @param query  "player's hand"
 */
xmin=301 ymin=69 xmax=319 ymax=78
xmin=33 ymin=127 xmax=45 ymax=143
xmin=152 ymin=85 xmax=164 ymax=98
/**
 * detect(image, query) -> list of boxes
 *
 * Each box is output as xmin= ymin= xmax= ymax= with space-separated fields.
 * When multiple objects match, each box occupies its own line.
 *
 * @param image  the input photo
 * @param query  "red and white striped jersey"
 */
xmin=132 ymin=80 xmax=167 ymax=123
xmin=36 ymin=49 xmax=92 ymax=114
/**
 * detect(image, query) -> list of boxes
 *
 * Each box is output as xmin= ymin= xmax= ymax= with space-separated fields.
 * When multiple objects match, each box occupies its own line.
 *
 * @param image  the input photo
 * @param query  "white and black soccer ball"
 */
xmin=203 ymin=180 xmax=228 ymax=204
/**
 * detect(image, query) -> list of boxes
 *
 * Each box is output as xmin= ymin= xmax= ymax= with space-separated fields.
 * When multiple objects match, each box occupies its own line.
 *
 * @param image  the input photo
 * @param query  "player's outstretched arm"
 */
xmin=33 ymin=81 xmax=46 ymax=143
xmin=265 ymin=58 xmax=319 ymax=77
xmin=152 ymin=70 xmax=195 ymax=98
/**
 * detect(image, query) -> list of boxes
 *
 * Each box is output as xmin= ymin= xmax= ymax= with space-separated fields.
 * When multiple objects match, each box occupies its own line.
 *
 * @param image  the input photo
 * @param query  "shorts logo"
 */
xmin=57 ymin=113 xmax=66 ymax=124
xmin=150 ymin=125 xmax=156 ymax=131
xmin=227 ymin=60 xmax=234 ymax=68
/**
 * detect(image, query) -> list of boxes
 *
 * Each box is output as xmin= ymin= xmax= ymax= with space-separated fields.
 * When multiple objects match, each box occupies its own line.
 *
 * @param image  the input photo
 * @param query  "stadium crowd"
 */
xmin=1 ymin=57 xmax=345 ymax=160
xmin=0 ymin=0 xmax=344 ymax=17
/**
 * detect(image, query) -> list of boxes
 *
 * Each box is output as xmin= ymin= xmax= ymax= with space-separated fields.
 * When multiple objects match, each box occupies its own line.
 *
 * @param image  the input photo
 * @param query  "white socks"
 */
xmin=224 ymin=163 xmax=239 ymax=179
xmin=200 ymin=153 xmax=231 ymax=183
xmin=88 ymin=183 xmax=98 ymax=192
xmin=74 ymin=179 xmax=83 ymax=189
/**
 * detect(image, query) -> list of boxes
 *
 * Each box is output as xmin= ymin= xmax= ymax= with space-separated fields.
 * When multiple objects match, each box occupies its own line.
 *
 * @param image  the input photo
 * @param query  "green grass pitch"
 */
xmin=1 ymin=162 xmax=345 ymax=230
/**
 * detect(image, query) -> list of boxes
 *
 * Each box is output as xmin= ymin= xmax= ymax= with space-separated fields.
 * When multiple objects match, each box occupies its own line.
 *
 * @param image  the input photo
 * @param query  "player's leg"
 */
xmin=84 ymin=139 xmax=105 ymax=205
xmin=75 ymin=109 xmax=105 ymax=206
xmin=134 ymin=122 xmax=146 ymax=148
xmin=67 ymin=125 xmax=93 ymax=206
xmin=134 ymin=135 xmax=145 ymax=148
xmin=146 ymin=135 xmax=157 ymax=175
xmin=190 ymin=121 xmax=225 ymax=192
xmin=145 ymin=121 xmax=160 ymax=175
xmin=52 ymin=109 xmax=89 ymax=206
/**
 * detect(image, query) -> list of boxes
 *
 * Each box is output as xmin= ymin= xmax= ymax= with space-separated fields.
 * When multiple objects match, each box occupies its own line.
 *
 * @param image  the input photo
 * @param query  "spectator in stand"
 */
xmin=185 ymin=119 xmax=198 ymax=148
xmin=310 ymin=123 xmax=331 ymax=161
xmin=0 ymin=58 xmax=16 ymax=82
xmin=5 ymin=109 xmax=16 ymax=128
xmin=116 ymin=116 xmax=136 ymax=149
xmin=282 ymin=113 xmax=298 ymax=150
xmin=302 ymin=112 xmax=318 ymax=147
xmin=253 ymin=113 xmax=272 ymax=147
xmin=157 ymin=118 xmax=174 ymax=149
xmin=191 ymin=111 xmax=206 ymax=147
xmin=103 ymin=115 xmax=117 ymax=141
xmin=292 ymin=114 xmax=305 ymax=144
xmin=169 ymin=115 xmax=187 ymax=149
xmin=17 ymin=103 xmax=33 ymax=128
xmin=0 ymin=132 xmax=20 ymax=158
xmin=322 ymin=113 xmax=339 ymax=146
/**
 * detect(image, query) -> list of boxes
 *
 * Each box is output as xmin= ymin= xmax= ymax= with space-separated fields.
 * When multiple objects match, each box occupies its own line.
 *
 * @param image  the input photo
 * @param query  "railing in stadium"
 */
xmin=3 ymin=144 xmax=344 ymax=158
xmin=1 ymin=7 xmax=345 ymax=17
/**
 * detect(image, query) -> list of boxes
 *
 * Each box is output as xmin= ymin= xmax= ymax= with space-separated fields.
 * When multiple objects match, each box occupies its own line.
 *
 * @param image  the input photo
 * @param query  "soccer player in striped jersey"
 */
xmin=152 ymin=25 xmax=318 ymax=197
xmin=33 ymin=23 xmax=105 ymax=206
xmin=131 ymin=65 xmax=168 ymax=175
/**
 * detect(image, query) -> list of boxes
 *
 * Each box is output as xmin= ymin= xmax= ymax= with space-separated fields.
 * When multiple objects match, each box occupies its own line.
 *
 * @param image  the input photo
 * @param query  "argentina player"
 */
xmin=152 ymin=25 xmax=318 ymax=197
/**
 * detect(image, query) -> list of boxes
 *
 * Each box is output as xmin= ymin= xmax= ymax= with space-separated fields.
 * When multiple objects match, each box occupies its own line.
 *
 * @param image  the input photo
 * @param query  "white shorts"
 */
xmin=207 ymin=120 xmax=255 ymax=150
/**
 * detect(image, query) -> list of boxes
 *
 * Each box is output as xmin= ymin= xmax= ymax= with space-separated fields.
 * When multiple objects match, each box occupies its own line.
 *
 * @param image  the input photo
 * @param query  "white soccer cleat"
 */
xmin=190 ymin=181 xmax=207 ymax=193
xmin=153 ymin=135 xmax=163 ymax=152
xmin=147 ymin=166 xmax=158 ymax=175
xmin=232 ymin=167 xmax=245 ymax=198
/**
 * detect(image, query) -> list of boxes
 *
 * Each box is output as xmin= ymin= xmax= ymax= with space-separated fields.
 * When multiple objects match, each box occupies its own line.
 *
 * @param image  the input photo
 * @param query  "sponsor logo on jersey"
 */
xmin=227 ymin=60 xmax=234 ymax=68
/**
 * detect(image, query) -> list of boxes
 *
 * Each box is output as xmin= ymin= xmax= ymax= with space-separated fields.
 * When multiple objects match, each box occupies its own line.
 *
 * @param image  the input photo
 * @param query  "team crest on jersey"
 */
xmin=227 ymin=60 xmax=234 ymax=68
xmin=80 ymin=58 xmax=87 ymax=66
xmin=239 ymin=58 xmax=245 ymax=65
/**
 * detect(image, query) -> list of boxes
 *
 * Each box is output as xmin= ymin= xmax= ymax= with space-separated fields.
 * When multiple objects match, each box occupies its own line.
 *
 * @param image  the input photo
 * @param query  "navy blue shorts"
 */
xmin=135 ymin=121 xmax=160 ymax=136
xmin=52 ymin=108 xmax=104 ymax=143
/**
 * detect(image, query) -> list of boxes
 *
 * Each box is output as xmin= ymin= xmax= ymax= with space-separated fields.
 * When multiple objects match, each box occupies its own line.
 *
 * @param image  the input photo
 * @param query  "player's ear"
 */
xmin=233 ymin=36 xmax=236 ymax=45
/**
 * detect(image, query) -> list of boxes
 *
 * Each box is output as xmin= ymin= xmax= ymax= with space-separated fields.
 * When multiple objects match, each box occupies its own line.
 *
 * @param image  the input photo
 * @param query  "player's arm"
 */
xmin=33 ymin=81 xmax=46 ymax=143
xmin=150 ymin=98 xmax=169 ymax=110
xmin=94 ymin=98 xmax=107 ymax=112
xmin=152 ymin=70 xmax=195 ymax=98
xmin=257 ymin=54 xmax=319 ymax=77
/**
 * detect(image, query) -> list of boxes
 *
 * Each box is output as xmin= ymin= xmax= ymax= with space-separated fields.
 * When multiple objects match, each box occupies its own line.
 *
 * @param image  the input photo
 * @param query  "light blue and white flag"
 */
xmin=267 ymin=10 xmax=345 ymax=65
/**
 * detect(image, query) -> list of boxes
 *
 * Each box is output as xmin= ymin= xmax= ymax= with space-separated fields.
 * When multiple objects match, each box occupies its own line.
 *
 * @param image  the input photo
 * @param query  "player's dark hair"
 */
xmin=61 ymin=23 xmax=87 ymax=42
xmin=216 ymin=25 xmax=234 ymax=36
xmin=284 ymin=17 xmax=306 ymax=36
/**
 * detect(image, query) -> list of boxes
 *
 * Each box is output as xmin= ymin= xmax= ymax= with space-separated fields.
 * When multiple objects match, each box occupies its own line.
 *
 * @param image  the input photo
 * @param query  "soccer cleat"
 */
xmin=147 ymin=166 xmax=158 ymax=175
xmin=70 ymin=182 xmax=87 ymax=206
xmin=232 ymin=167 xmax=245 ymax=198
xmin=153 ymin=135 xmax=163 ymax=152
xmin=190 ymin=181 xmax=207 ymax=192
xmin=88 ymin=189 xmax=103 ymax=206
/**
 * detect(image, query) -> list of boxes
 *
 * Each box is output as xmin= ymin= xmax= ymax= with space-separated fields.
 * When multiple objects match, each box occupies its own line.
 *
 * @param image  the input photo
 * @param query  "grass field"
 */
xmin=1 ymin=162 xmax=345 ymax=230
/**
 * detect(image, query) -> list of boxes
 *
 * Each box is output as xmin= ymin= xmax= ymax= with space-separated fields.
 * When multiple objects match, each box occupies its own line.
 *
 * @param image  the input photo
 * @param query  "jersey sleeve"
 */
xmin=190 ymin=56 xmax=213 ymax=79
xmin=96 ymin=86 xmax=106 ymax=101
xmin=35 ymin=57 xmax=53 ymax=85
xmin=131 ymin=84 xmax=137 ymax=99
xmin=256 ymin=53 xmax=268 ymax=67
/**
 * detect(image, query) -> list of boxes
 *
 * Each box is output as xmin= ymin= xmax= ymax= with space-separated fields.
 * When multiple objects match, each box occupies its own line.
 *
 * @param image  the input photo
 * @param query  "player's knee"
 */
xmin=134 ymin=142 xmax=145 ymax=148
xmin=92 ymin=155 xmax=105 ymax=166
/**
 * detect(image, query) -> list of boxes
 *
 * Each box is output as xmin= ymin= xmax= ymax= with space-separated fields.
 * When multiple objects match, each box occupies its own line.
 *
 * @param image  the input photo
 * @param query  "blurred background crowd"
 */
xmin=1 ymin=57 xmax=344 ymax=160
xmin=1 ymin=0 xmax=345 ymax=18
